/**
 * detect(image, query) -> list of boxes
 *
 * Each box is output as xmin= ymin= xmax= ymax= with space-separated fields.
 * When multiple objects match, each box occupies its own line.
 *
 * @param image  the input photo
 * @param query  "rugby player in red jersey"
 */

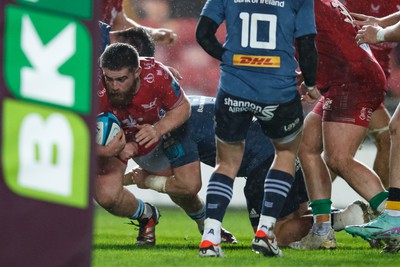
xmin=290 ymin=0 xmax=388 ymax=250
xmin=96 ymin=43 xmax=190 ymax=245
xmin=341 ymin=0 xmax=400 ymax=189
xmin=345 ymin=9 xmax=400 ymax=253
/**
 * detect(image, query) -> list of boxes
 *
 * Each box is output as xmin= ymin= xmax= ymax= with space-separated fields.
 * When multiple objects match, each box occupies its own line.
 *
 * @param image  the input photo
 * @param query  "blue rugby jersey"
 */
xmin=200 ymin=0 xmax=316 ymax=103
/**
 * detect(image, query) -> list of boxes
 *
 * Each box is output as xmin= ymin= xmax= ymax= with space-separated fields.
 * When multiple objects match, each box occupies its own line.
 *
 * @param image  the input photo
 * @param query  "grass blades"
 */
xmin=92 ymin=205 xmax=399 ymax=267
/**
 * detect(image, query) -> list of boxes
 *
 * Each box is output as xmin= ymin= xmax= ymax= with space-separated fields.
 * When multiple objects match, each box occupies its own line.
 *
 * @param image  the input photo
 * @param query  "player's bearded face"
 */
xmin=103 ymin=67 xmax=141 ymax=108
xmin=106 ymin=81 xmax=136 ymax=107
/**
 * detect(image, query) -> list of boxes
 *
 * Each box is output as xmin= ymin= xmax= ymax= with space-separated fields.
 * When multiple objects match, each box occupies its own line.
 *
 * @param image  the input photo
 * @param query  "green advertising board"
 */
xmin=2 ymin=99 xmax=90 ymax=208
xmin=16 ymin=0 xmax=92 ymax=18
xmin=0 ymin=1 xmax=97 ymax=266
xmin=4 ymin=6 xmax=92 ymax=114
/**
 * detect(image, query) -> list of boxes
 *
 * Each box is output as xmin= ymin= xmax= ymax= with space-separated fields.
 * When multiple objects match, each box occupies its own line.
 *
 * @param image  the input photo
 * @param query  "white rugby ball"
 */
xmin=96 ymin=112 xmax=121 ymax=146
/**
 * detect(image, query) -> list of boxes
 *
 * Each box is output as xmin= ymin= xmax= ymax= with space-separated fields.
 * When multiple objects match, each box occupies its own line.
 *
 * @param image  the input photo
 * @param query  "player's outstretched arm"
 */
xmin=145 ymin=27 xmax=176 ymax=44
xmin=124 ymin=167 xmax=172 ymax=193
xmin=352 ymin=11 xmax=400 ymax=28
xmin=124 ymin=167 xmax=151 ymax=187
xmin=112 ymin=9 xmax=176 ymax=44
xmin=356 ymin=22 xmax=400 ymax=45
xmin=351 ymin=13 xmax=381 ymax=27
xmin=352 ymin=11 xmax=400 ymax=45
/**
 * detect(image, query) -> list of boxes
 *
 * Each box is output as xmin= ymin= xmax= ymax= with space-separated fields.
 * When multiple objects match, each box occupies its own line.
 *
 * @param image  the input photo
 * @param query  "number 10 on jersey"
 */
xmin=240 ymin=12 xmax=277 ymax=49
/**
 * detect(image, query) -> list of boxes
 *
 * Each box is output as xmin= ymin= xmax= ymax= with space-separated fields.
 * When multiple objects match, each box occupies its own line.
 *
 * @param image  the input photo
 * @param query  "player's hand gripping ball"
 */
xmin=96 ymin=112 xmax=121 ymax=146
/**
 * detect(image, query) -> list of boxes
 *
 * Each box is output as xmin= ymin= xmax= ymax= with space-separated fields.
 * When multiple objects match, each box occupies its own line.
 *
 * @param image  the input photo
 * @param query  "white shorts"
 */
xmin=133 ymin=142 xmax=171 ymax=173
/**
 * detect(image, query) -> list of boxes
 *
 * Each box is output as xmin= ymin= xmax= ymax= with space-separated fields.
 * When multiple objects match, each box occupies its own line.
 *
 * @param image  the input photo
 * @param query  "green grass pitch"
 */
xmin=92 ymin=205 xmax=399 ymax=267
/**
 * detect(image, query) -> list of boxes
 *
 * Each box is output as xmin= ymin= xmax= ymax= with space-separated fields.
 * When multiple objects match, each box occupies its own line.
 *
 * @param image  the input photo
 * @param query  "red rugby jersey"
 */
xmin=314 ymin=0 xmax=386 ymax=91
xmin=99 ymin=57 xmax=184 ymax=156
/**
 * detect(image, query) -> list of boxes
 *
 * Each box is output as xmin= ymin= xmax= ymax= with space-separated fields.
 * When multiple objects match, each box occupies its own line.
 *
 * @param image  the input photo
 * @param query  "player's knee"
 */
xmin=182 ymin=182 xmax=201 ymax=197
xmin=168 ymin=179 xmax=201 ymax=196
xmin=299 ymin=138 xmax=322 ymax=158
xmin=324 ymin=153 xmax=348 ymax=173
xmin=95 ymin=189 xmax=121 ymax=211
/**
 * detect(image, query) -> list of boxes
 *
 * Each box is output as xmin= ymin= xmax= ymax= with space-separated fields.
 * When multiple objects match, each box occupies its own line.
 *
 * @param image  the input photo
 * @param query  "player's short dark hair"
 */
xmin=100 ymin=42 xmax=139 ymax=71
xmin=113 ymin=27 xmax=155 ymax=57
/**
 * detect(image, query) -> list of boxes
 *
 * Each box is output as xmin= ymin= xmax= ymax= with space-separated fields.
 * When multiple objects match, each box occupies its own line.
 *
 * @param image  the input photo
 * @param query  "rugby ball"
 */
xmin=96 ymin=112 xmax=121 ymax=146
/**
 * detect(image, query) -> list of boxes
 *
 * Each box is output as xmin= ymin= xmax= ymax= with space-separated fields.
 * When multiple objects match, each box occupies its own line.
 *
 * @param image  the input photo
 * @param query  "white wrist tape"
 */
xmin=144 ymin=175 xmax=167 ymax=193
xmin=376 ymin=28 xmax=386 ymax=43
